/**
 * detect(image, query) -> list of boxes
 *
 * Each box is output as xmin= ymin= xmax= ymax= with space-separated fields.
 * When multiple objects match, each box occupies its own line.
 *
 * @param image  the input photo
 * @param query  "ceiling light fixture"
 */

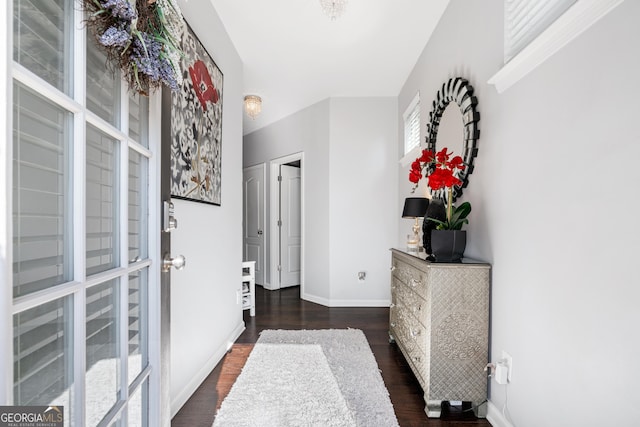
xmin=244 ymin=95 xmax=262 ymax=120
xmin=319 ymin=0 xmax=348 ymax=20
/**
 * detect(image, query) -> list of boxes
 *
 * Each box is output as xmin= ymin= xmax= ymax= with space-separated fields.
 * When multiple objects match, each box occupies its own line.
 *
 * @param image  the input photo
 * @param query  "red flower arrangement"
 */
xmin=409 ymin=147 xmax=470 ymax=229
xmin=410 ymin=147 xmax=465 ymax=191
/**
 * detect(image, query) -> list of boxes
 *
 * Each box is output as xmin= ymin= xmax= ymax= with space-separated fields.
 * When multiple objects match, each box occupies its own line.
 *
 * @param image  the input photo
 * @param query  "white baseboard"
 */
xmin=486 ymin=400 xmax=514 ymax=427
xmin=262 ymin=281 xmax=277 ymax=291
xmin=170 ymin=321 xmax=245 ymax=418
xmin=327 ymin=298 xmax=391 ymax=307
xmin=301 ymin=292 xmax=330 ymax=306
xmin=302 ymin=292 xmax=390 ymax=308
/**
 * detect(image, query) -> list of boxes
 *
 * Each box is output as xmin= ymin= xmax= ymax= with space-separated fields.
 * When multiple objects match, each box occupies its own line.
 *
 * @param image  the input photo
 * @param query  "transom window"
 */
xmin=403 ymin=92 xmax=421 ymax=156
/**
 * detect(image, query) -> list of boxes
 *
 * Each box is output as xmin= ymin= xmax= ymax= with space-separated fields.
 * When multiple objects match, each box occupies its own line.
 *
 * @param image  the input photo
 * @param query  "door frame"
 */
xmin=1 ymin=0 xmax=11 ymax=404
xmin=269 ymin=152 xmax=304 ymax=293
xmin=242 ymin=163 xmax=267 ymax=287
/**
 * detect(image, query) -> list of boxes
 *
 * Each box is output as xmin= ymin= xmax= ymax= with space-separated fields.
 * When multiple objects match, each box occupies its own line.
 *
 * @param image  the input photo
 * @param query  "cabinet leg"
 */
xmin=473 ymin=400 xmax=487 ymax=418
xmin=425 ymin=400 xmax=441 ymax=418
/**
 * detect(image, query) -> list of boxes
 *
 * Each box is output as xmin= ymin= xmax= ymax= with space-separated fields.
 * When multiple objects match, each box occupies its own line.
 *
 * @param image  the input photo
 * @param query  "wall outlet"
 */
xmin=502 ymin=350 xmax=513 ymax=382
xmin=358 ymin=271 xmax=366 ymax=281
xmin=495 ymin=361 xmax=508 ymax=384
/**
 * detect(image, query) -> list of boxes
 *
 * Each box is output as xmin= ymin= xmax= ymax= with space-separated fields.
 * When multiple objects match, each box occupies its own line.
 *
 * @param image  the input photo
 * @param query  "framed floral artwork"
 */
xmin=170 ymin=21 xmax=223 ymax=205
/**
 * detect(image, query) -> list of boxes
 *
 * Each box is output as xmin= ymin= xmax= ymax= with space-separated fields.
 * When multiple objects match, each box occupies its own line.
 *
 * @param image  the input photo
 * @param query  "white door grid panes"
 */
xmin=6 ymin=0 xmax=160 ymax=426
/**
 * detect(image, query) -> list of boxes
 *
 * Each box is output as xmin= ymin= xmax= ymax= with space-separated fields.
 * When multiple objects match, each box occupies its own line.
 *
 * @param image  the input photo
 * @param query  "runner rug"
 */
xmin=212 ymin=329 xmax=399 ymax=427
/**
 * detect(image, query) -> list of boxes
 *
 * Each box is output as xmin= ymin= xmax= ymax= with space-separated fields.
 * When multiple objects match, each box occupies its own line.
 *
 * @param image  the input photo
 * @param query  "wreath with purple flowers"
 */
xmin=83 ymin=0 xmax=184 ymax=95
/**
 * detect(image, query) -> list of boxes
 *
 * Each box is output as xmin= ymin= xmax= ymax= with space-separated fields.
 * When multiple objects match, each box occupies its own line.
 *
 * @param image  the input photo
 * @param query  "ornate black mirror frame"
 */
xmin=424 ymin=77 xmax=480 ymax=202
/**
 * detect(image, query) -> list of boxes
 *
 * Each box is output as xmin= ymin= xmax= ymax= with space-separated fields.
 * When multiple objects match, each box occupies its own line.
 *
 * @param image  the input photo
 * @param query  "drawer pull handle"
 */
xmin=413 ymin=356 xmax=422 ymax=363
xmin=390 ymin=322 xmax=396 ymax=328
xmin=410 ymin=329 xmax=421 ymax=338
xmin=390 ymin=266 xmax=397 ymax=271
xmin=390 ymin=303 xmax=395 ymax=308
xmin=410 ymin=279 xmax=419 ymax=287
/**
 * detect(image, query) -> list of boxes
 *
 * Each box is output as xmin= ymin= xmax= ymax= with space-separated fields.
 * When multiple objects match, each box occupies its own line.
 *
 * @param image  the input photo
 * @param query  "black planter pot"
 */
xmin=431 ymin=230 xmax=467 ymax=262
xmin=422 ymin=199 xmax=446 ymax=259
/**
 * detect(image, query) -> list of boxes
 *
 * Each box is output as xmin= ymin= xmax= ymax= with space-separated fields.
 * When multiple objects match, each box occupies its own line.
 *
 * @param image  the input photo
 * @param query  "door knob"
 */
xmin=162 ymin=254 xmax=186 ymax=272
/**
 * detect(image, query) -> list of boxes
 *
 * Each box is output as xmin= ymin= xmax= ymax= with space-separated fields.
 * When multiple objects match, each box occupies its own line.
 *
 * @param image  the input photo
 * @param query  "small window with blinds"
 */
xmin=504 ymin=0 xmax=577 ymax=62
xmin=128 ymin=149 xmax=148 ymax=264
xmin=129 ymin=93 xmax=149 ymax=148
xmin=86 ymin=36 xmax=121 ymax=127
xmin=13 ymin=0 xmax=73 ymax=94
xmin=403 ymin=93 xmax=420 ymax=156
xmin=13 ymin=296 xmax=73 ymax=407
xmin=86 ymin=125 xmax=120 ymax=276
xmin=12 ymin=83 xmax=72 ymax=298
xmin=128 ymin=268 xmax=148 ymax=384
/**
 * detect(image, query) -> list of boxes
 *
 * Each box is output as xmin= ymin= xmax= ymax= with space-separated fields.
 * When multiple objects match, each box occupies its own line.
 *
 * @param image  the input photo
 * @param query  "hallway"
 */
xmin=172 ymin=286 xmax=491 ymax=426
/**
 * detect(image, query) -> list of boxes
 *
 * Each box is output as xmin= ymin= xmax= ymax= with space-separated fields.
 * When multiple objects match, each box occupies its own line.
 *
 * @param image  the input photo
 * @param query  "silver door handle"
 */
xmin=162 ymin=254 xmax=186 ymax=272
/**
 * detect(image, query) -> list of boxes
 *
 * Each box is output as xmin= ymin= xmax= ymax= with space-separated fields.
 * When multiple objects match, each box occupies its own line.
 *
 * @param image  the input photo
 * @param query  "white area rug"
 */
xmin=213 ymin=329 xmax=399 ymax=427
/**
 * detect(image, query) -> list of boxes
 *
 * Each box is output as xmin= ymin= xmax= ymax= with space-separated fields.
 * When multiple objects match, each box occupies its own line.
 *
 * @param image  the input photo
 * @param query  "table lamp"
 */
xmin=402 ymin=197 xmax=428 ymax=251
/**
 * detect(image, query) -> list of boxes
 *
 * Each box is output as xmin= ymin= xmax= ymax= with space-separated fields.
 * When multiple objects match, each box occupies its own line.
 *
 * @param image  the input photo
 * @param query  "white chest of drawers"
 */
xmin=389 ymin=248 xmax=490 ymax=418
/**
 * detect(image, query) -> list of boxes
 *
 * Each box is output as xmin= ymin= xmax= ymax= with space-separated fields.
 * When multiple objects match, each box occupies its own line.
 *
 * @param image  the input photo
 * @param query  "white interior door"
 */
xmin=243 ymin=165 xmax=265 ymax=285
xmin=279 ymin=165 xmax=301 ymax=288
xmin=3 ymin=2 xmax=160 ymax=425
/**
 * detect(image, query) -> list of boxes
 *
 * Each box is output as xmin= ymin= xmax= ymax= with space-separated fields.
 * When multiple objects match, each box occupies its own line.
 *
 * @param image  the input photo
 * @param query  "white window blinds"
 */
xmin=504 ymin=0 xmax=577 ymax=62
xmin=403 ymin=93 xmax=420 ymax=155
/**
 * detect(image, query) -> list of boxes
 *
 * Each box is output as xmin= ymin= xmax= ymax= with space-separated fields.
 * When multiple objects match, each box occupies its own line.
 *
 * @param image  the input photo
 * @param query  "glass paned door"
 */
xmin=8 ymin=0 xmax=158 ymax=425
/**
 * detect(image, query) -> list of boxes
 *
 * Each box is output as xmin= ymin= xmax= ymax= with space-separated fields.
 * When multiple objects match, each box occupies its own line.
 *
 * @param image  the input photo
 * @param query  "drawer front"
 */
xmin=390 ymin=293 xmax=428 ymax=383
xmin=395 ymin=335 xmax=426 ymax=390
xmin=393 ymin=277 xmax=428 ymax=329
xmin=389 ymin=299 xmax=399 ymax=335
xmin=393 ymin=301 xmax=415 ymax=351
xmin=392 ymin=256 xmax=429 ymax=300
xmin=406 ymin=345 xmax=427 ymax=386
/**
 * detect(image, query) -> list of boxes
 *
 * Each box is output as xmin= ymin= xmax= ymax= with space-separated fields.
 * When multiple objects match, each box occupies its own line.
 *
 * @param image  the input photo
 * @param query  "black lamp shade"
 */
xmin=402 ymin=197 xmax=428 ymax=218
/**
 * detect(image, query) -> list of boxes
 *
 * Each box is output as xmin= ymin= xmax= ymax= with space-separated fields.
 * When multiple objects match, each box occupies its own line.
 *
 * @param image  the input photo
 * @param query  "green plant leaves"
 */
xmin=427 ymin=201 xmax=471 ymax=230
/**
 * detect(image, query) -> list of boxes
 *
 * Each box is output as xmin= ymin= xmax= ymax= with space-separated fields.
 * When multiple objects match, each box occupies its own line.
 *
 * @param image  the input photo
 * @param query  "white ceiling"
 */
xmin=209 ymin=0 xmax=450 ymax=135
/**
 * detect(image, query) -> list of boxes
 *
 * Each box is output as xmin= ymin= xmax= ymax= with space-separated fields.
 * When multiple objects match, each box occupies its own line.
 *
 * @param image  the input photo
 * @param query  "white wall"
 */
xmin=244 ymin=100 xmax=331 ymax=301
xmin=398 ymin=1 xmax=640 ymax=426
xmin=243 ymin=98 xmax=397 ymax=306
xmin=329 ymin=98 xmax=398 ymax=305
xmin=169 ymin=0 xmax=245 ymax=416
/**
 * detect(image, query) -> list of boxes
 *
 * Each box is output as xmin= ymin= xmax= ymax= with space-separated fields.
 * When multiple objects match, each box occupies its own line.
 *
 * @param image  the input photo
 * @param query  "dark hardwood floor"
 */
xmin=171 ymin=285 xmax=491 ymax=427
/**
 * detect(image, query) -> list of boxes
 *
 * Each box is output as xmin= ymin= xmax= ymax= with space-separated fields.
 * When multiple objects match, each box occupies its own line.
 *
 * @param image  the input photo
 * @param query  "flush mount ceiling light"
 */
xmin=319 ymin=0 xmax=348 ymax=20
xmin=244 ymin=95 xmax=262 ymax=120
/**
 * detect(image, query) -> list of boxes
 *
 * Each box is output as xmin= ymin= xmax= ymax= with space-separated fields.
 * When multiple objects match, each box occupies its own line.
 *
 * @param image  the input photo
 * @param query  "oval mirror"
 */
xmin=437 ymin=102 xmax=464 ymax=158
xmin=424 ymin=77 xmax=480 ymax=202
